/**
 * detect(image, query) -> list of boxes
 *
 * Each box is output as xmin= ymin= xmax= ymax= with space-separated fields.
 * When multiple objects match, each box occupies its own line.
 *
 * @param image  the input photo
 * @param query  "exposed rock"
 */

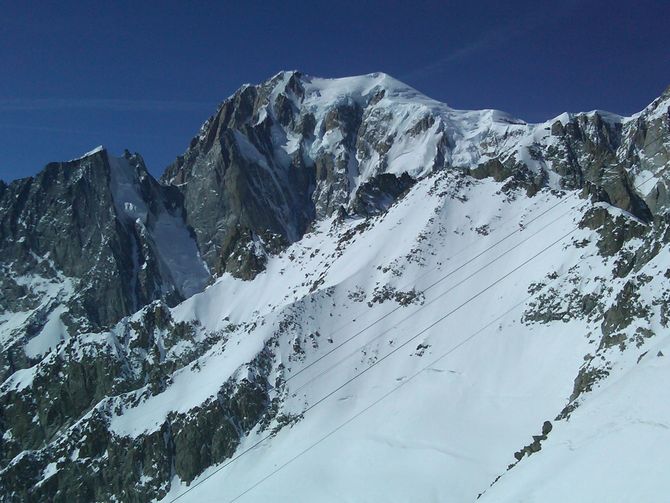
xmin=601 ymin=279 xmax=650 ymax=337
xmin=351 ymin=173 xmax=415 ymax=216
xmin=557 ymin=363 xmax=611 ymax=419
xmin=0 ymin=148 xmax=208 ymax=336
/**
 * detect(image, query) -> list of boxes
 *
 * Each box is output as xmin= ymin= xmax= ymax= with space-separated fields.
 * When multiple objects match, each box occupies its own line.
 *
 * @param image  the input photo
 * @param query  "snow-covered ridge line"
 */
xmin=67 ymin=144 xmax=105 ymax=162
xmin=222 ymin=70 xmax=667 ymax=128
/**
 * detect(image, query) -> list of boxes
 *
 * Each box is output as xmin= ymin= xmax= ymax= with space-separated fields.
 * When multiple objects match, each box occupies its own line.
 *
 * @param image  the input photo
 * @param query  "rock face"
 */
xmin=0 ymin=147 xmax=209 ymax=376
xmin=1 ymin=73 xmax=670 ymax=502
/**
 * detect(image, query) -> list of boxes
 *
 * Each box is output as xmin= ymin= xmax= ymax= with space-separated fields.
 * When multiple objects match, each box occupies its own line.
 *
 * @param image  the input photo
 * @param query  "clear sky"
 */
xmin=1 ymin=0 xmax=668 ymax=182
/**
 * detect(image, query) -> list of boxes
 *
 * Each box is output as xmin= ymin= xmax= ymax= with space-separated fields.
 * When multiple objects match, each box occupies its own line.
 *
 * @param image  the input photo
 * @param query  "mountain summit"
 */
xmin=1 ymin=72 xmax=669 ymax=502
xmin=161 ymin=71 xmax=667 ymax=278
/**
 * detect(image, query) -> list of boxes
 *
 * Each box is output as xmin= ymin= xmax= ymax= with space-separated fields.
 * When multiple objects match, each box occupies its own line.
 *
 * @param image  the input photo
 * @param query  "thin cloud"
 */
xmin=0 ymin=97 xmax=215 ymax=112
xmin=401 ymin=2 xmax=580 ymax=83
xmin=400 ymin=27 xmax=512 ymax=82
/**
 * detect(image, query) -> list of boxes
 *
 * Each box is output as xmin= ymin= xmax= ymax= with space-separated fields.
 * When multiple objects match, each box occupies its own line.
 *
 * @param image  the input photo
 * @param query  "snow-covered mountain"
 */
xmin=1 ymin=72 xmax=669 ymax=502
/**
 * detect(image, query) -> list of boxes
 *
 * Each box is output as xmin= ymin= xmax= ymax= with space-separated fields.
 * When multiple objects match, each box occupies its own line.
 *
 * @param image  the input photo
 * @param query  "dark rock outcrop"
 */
xmin=0 ymin=148 xmax=209 ymax=366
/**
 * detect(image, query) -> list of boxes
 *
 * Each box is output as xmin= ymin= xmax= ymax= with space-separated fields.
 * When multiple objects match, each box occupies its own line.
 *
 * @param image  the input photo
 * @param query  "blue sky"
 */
xmin=1 ymin=0 xmax=668 ymax=181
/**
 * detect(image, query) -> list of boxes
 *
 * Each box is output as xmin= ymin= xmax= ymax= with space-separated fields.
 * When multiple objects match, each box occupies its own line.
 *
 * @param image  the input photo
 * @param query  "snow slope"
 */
xmin=143 ymin=170 xmax=668 ymax=502
xmin=131 ymin=172 xmax=657 ymax=502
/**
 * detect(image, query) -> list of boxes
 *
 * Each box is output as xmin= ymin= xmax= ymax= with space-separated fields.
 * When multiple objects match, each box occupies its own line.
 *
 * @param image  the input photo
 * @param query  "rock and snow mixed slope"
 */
xmin=0 ymin=72 xmax=669 ymax=502
xmin=0 ymin=148 xmax=209 ymax=367
xmin=158 ymin=173 xmax=670 ymax=503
